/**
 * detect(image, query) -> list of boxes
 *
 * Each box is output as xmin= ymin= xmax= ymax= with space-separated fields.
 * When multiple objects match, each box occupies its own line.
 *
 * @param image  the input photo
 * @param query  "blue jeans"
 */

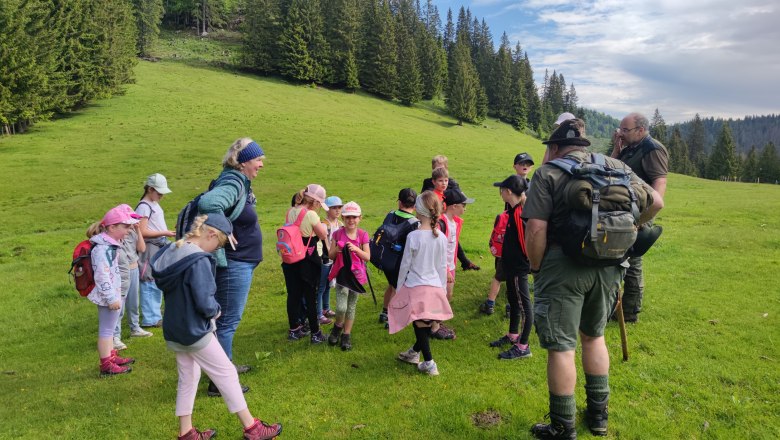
xmin=316 ymin=263 xmax=332 ymax=317
xmin=140 ymin=279 xmax=163 ymax=326
xmin=215 ymin=260 xmax=258 ymax=360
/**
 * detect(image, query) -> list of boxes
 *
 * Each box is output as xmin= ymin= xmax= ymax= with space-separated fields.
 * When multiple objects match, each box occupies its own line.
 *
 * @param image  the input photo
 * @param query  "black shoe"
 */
xmin=585 ymin=397 xmax=608 ymax=436
xmin=378 ymin=311 xmax=388 ymax=324
xmin=489 ymin=335 xmax=516 ymax=348
xmin=530 ymin=414 xmax=576 ymax=439
xmin=498 ymin=344 xmax=532 ymax=360
xmin=479 ymin=301 xmax=495 ymax=315
xmin=328 ymin=325 xmax=343 ymax=346
xmin=234 ymin=364 xmax=251 ymax=374
xmin=288 ymin=325 xmax=310 ymax=341
xmin=207 ymin=381 xmax=249 ymax=397
xmin=311 ymin=330 xmax=326 ymax=344
xmin=340 ymin=333 xmax=352 ymax=351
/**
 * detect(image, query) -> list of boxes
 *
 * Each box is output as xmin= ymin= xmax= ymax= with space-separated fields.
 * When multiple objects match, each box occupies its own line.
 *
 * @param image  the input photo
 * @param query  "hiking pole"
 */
xmin=366 ymin=267 xmax=377 ymax=307
xmin=615 ymin=287 xmax=629 ymax=361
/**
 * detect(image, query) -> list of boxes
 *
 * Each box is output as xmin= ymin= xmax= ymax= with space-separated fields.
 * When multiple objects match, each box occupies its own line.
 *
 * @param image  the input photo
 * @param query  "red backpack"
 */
xmin=69 ymin=240 xmax=95 ymax=296
xmin=489 ymin=212 xmax=510 ymax=257
xmin=276 ymin=208 xmax=313 ymax=264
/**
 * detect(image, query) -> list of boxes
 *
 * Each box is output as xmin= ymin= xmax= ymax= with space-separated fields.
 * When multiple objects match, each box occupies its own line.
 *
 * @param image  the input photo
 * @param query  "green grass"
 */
xmin=1 ymin=58 xmax=779 ymax=439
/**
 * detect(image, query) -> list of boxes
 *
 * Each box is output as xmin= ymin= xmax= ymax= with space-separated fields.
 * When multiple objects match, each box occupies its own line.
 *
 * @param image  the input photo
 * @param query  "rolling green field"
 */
xmin=1 ymin=59 xmax=779 ymax=439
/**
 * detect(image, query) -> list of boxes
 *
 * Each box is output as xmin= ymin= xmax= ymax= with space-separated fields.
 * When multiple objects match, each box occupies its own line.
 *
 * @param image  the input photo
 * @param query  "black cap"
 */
xmin=398 ymin=188 xmax=417 ymax=208
xmin=542 ymin=118 xmax=591 ymax=147
xmin=444 ymin=187 xmax=475 ymax=205
xmin=493 ymin=175 xmax=527 ymax=196
xmin=514 ymin=152 xmax=534 ymax=165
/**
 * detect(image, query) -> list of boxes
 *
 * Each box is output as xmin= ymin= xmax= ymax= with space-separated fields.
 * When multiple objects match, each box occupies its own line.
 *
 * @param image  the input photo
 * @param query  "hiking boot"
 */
xmin=498 ymin=344 xmax=532 ymax=360
xmin=113 ymin=337 xmax=127 ymax=351
xmin=287 ymin=326 xmax=309 ymax=341
xmin=207 ymin=380 xmax=249 ymax=397
xmin=111 ymin=349 xmax=135 ymax=365
xmin=432 ymin=324 xmax=456 ymax=340
xmin=328 ymin=325 xmax=343 ymax=346
xmin=417 ymin=360 xmax=439 ymax=376
xmin=100 ymin=358 xmax=132 ymax=376
xmin=130 ymin=328 xmax=153 ymax=337
xmin=378 ymin=311 xmax=388 ymax=324
xmin=530 ymin=414 xmax=577 ymax=439
xmin=235 ymin=364 xmax=251 ymax=374
xmin=318 ymin=315 xmax=333 ymax=325
xmin=397 ymin=347 xmax=420 ymax=365
xmin=585 ymin=397 xmax=609 ymax=436
xmin=243 ymin=418 xmax=282 ymax=440
xmin=479 ymin=301 xmax=495 ymax=315
xmin=311 ymin=330 xmax=326 ymax=344
xmin=340 ymin=333 xmax=352 ymax=351
xmin=489 ymin=334 xmax=517 ymax=348
xmin=178 ymin=427 xmax=216 ymax=440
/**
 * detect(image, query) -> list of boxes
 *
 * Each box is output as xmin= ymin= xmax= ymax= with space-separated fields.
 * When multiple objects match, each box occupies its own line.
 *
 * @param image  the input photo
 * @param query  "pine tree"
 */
xmin=668 ymin=127 xmax=694 ymax=176
xmin=277 ymin=0 xmax=314 ymax=81
xmin=758 ymin=142 xmax=779 ymax=184
xmin=650 ymin=108 xmax=668 ymax=145
xmin=706 ymin=122 xmax=738 ymax=180
xmin=395 ymin=19 xmax=422 ymax=105
xmin=443 ymin=8 xmax=454 ymax=54
xmin=508 ymin=43 xmax=527 ymax=130
xmin=446 ymin=34 xmax=480 ymax=124
xmin=359 ymin=0 xmax=396 ymax=99
xmin=133 ymin=0 xmax=164 ymax=57
xmin=242 ymin=0 xmax=282 ymax=74
xmin=564 ymin=83 xmax=578 ymax=113
xmin=492 ymin=33 xmax=512 ymax=121
xmin=322 ymin=0 xmax=358 ymax=86
xmin=688 ymin=113 xmax=707 ymax=167
xmin=741 ymin=146 xmax=760 ymax=183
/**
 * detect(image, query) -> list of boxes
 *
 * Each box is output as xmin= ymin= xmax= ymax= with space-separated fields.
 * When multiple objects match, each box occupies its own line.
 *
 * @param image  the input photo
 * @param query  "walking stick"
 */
xmin=615 ymin=287 xmax=629 ymax=361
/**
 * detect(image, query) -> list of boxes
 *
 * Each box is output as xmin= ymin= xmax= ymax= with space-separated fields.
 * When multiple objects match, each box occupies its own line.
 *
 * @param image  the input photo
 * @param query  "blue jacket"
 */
xmin=151 ymin=242 xmax=220 ymax=350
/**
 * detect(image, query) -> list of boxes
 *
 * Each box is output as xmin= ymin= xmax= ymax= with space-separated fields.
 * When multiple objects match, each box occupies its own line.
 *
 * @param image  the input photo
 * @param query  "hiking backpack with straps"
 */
xmin=489 ymin=212 xmax=510 ymax=257
xmin=276 ymin=208 xmax=312 ymax=264
xmin=174 ymin=174 xmax=245 ymax=240
xmin=548 ymin=153 xmax=640 ymax=267
xmin=69 ymin=240 xmax=95 ymax=296
xmin=369 ymin=212 xmax=419 ymax=272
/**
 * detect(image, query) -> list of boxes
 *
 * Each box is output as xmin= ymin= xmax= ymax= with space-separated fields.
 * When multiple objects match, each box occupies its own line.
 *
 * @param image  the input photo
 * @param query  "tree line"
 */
xmin=650 ymin=110 xmax=780 ymax=184
xmin=0 ymin=0 xmax=164 ymax=135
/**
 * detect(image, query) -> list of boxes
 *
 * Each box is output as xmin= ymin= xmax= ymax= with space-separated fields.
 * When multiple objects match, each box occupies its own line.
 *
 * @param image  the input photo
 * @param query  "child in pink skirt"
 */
xmin=151 ymin=213 xmax=282 ymax=440
xmin=388 ymin=191 xmax=453 ymax=376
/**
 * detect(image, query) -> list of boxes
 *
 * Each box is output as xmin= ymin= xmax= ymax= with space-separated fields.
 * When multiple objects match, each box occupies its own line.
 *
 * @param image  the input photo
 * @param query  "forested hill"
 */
xmin=672 ymin=114 xmax=780 ymax=155
xmin=579 ymin=108 xmax=620 ymax=139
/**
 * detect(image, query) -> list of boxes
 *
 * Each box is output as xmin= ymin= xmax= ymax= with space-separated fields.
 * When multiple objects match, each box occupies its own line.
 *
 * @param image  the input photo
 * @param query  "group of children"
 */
xmin=83 ymin=152 xmax=535 ymax=437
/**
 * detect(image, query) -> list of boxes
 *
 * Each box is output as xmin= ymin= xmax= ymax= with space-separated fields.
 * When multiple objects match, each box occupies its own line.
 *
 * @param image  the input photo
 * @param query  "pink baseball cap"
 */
xmin=101 ymin=204 xmax=141 ymax=226
xmin=341 ymin=201 xmax=362 ymax=217
xmin=305 ymin=184 xmax=326 ymax=204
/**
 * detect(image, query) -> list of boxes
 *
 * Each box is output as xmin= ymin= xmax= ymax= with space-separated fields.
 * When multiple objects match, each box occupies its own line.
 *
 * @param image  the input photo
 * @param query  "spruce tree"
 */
xmin=396 ymin=21 xmax=422 ymax=105
xmin=650 ymin=108 xmax=668 ymax=144
xmin=706 ymin=122 xmax=738 ymax=180
xmin=322 ymin=0 xmax=358 ymax=86
xmin=741 ymin=146 xmax=759 ymax=183
xmin=133 ymin=0 xmax=165 ymax=57
xmin=446 ymin=35 xmax=480 ymax=124
xmin=668 ymin=127 xmax=694 ymax=176
xmin=242 ymin=0 xmax=282 ymax=74
xmin=688 ymin=113 xmax=707 ymax=167
xmin=277 ymin=0 xmax=314 ymax=81
xmin=508 ymin=43 xmax=527 ymax=130
xmin=359 ymin=0 xmax=396 ymax=99
xmin=758 ymin=142 xmax=779 ymax=184
xmin=492 ymin=33 xmax=512 ymax=121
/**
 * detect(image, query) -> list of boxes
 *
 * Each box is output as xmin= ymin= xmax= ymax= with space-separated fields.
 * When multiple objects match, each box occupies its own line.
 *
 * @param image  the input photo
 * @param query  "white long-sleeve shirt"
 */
xmin=397 ymin=229 xmax=448 ymax=289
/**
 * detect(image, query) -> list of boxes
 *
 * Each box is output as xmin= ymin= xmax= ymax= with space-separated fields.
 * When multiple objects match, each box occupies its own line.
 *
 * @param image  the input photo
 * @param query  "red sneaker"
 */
xmin=100 ymin=357 xmax=132 ymax=376
xmin=244 ymin=418 xmax=282 ymax=440
xmin=178 ymin=427 xmax=216 ymax=440
xmin=110 ymin=349 xmax=135 ymax=366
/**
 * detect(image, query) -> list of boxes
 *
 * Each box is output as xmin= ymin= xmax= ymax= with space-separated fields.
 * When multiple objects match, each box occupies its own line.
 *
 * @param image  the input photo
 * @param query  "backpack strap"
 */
xmin=210 ymin=173 xmax=247 ymax=222
xmin=287 ymin=207 xmax=308 ymax=227
xmin=135 ymin=201 xmax=154 ymax=217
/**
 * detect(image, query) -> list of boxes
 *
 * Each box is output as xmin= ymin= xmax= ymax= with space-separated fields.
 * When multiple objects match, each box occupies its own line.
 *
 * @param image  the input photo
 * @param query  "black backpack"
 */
xmin=369 ymin=212 xmax=419 ymax=272
xmin=175 ymin=174 xmax=245 ymax=240
xmin=548 ymin=153 xmax=640 ymax=267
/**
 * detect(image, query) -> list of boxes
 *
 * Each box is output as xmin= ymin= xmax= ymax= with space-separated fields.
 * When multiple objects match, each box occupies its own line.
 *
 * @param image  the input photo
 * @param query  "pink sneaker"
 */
xmin=110 ymin=349 xmax=135 ymax=366
xmin=178 ymin=427 xmax=216 ymax=440
xmin=244 ymin=418 xmax=282 ymax=440
xmin=100 ymin=357 xmax=132 ymax=376
xmin=318 ymin=315 xmax=332 ymax=325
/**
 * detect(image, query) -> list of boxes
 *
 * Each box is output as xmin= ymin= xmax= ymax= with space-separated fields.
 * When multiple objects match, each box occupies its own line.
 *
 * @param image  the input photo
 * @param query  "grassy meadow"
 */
xmin=0 ymin=56 xmax=779 ymax=440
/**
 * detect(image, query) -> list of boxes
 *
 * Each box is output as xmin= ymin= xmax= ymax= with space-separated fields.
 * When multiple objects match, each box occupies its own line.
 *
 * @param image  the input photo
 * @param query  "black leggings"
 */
xmin=506 ymin=272 xmax=532 ymax=344
xmin=282 ymin=261 xmax=320 ymax=334
xmin=413 ymin=322 xmax=432 ymax=361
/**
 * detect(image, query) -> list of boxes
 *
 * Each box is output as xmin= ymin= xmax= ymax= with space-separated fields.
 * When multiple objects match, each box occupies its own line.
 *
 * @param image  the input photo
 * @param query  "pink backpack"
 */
xmin=276 ymin=208 xmax=313 ymax=264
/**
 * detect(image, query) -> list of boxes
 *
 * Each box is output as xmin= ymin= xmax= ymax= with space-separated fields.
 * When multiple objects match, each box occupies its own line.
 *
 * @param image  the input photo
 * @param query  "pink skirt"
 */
xmin=387 ymin=284 xmax=453 ymax=335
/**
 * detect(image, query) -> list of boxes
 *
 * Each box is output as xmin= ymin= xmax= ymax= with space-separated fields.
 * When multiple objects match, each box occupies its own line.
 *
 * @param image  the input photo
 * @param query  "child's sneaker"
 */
xmin=417 ymin=360 xmax=439 ymax=376
xmin=378 ymin=311 xmax=388 ymax=324
xmin=113 ymin=337 xmax=127 ymax=351
xmin=100 ymin=358 xmax=132 ymax=376
xmin=324 ymin=309 xmax=336 ymax=317
xmin=479 ymin=301 xmax=495 ymax=315
xmin=432 ymin=324 xmax=456 ymax=340
xmin=498 ymin=344 xmax=532 ymax=360
xmin=311 ymin=330 xmax=326 ymax=344
xmin=287 ymin=326 xmax=309 ymax=341
xmin=397 ymin=347 xmax=420 ymax=365
xmin=178 ymin=427 xmax=216 ymax=440
xmin=318 ymin=315 xmax=333 ymax=325
xmin=130 ymin=328 xmax=153 ymax=337
xmin=489 ymin=335 xmax=517 ymax=348
xmin=110 ymin=349 xmax=135 ymax=365
xmin=243 ymin=418 xmax=282 ymax=440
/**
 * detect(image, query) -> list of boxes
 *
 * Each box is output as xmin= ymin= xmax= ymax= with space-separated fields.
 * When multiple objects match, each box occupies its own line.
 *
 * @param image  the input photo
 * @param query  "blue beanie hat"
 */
xmin=237 ymin=141 xmax=265 ymax=164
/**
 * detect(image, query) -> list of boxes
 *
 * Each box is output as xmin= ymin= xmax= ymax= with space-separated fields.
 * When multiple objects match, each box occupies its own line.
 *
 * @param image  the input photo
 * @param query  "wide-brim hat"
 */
xmin=542 ymin=118 xmax=591 ymax=147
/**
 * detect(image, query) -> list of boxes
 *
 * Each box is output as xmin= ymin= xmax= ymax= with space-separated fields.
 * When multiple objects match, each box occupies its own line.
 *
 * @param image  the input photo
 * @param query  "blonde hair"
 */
xmin=432 ymin=155 xmax=448 ymax=169
xmin=223 ymin=137 xmax=264 ymax=170
xmin=431 ymin=166 xmax=449 ymax=180
xmin=86 ymin=221 xmax=104 ymax=238
xmin=175 ymin=214 xmax=228 ymax=248
xmin=419 ymin=191 xmax=443 ymax=237
xmin=292 ymin=189 xmax=318 ymax=209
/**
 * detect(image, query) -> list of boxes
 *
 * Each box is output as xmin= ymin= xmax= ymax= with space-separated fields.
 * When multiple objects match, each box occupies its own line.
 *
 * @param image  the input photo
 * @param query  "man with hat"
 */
xmin=523 ymin=119 xmax=663 ymax=438
xmin=611 ymin=112 xmax=669 ymax=323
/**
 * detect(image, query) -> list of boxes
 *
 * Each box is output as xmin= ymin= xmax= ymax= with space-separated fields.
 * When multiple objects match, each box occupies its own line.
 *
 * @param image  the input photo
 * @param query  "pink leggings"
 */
xmin=175 ymin=335 xmax=248 ymax=416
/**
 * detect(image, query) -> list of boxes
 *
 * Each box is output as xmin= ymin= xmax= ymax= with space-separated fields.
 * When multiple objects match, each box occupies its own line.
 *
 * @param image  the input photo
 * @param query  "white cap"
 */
xmin=341 ymin=201 xmax=361 ymax=217
xmin=554 ymin=112 xmax=577 ymax=126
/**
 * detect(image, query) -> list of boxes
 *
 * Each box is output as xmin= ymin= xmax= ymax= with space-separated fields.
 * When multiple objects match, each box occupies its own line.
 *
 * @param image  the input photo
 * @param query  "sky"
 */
xmin=432 ymin=0 xmax=780 ymax=123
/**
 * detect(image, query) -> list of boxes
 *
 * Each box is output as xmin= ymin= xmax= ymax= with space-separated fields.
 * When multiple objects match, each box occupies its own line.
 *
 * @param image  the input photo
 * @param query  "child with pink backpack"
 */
xmin=326 ymin=202 xmax=371 ymax=351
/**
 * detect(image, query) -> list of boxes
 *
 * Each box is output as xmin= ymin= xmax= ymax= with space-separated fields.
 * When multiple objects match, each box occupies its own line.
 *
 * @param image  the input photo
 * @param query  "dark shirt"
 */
xmin=225 ymin=195 xmax=263 ymax=264
xmin=502 ymin=203 xmax=529 ymax=274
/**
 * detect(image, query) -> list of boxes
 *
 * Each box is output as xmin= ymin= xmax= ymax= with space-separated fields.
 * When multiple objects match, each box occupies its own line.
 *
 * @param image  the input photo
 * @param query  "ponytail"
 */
xmin=293 ymin=189 xmax=306 ymax=206
xmin=86 ymin=221 xmax=104 ymax=238
xmin=419 ymin=191 xmax=442 ymax=238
